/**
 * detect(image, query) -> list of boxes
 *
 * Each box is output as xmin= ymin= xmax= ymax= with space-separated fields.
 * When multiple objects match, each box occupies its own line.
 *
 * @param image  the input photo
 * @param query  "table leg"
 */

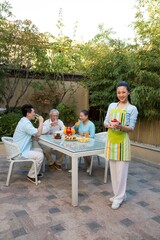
xmin=72 ymin=156 xmax=78 ymax=206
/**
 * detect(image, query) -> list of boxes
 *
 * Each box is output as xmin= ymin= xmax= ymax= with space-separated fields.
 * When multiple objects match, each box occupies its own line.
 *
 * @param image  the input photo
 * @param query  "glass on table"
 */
xmin=75 ymin=119 xmax=80 ymax=127
xmin=85 ymin=132 xmax=89 ymax=138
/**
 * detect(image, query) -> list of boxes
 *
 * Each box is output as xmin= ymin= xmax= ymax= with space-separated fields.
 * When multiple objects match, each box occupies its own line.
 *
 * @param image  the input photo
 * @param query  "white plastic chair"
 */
xmin=2 ymin=136 xmax=40 ymax=186
xmin=88 ymin=132 xmax=109 ymax=183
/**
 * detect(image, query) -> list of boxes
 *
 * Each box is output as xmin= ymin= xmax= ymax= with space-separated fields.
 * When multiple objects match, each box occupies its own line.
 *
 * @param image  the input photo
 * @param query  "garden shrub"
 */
xmin=92 ymin=120 xmax=105 ymax=133
xmin=0 ymin=112 xmax=22 ymax=140
xmin=8 ymin=106 xmax=22 ymax=114
xmin=56 ymin=103 xmax=76 ymax=126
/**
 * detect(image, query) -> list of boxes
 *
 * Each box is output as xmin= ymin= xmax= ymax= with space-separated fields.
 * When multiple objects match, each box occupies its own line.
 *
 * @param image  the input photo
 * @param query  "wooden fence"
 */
xmin=129 ymin=119 xmax=160 ymax=147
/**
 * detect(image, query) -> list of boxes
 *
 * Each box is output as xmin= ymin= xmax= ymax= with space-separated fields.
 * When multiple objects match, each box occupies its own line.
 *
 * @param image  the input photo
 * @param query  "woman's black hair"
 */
xmin=116 ymin=81 xmax=131 ymax=103
xmin=80 ymin=109 xmax=89 ymax=117
xmin=21 ymin=104 xmax=33 ymax=117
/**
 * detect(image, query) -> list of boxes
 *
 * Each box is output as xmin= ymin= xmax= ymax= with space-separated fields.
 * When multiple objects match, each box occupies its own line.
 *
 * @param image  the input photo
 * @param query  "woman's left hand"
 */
xmin=113 ymin=122 xmax=122 ymax=129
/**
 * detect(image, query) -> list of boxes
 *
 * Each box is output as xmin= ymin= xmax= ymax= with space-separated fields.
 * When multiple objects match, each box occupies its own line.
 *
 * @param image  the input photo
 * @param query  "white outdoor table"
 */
xmin=39 ymin=135 xmax=105 ymax=206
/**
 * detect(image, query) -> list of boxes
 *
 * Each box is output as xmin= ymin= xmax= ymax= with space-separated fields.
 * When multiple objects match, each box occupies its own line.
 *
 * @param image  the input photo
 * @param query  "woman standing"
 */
xmin=74 ymin=109 xmax=95 ymax=172
xmin=104 ymin=81 xmax=138 ymax=210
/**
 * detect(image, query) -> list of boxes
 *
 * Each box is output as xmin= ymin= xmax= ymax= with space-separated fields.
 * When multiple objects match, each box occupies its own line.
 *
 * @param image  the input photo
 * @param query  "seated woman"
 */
xmin=74 ymin=109 xmax=95 ymax=172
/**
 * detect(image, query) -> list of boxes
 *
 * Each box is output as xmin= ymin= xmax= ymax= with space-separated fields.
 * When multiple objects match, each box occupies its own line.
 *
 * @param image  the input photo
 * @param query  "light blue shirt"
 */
xmin=13 ymin=117 xmax=38 ymax=158
xmin=75 ymin=120 xmax=95 ymax=138
xmin=104 ymin=102 xmax=138 ymax=130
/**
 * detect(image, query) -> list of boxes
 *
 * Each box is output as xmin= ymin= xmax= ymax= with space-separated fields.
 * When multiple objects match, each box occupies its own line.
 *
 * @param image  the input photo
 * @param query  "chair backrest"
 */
xmin=1 ymin=136 xmax=21 ymax=160
xmin=95 ymin=132 xmax=108 ymax=142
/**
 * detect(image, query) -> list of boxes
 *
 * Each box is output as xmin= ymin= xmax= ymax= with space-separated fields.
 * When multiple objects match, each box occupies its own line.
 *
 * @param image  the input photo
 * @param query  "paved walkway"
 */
xmin=0 ymin=144 xmax=160 ymax=240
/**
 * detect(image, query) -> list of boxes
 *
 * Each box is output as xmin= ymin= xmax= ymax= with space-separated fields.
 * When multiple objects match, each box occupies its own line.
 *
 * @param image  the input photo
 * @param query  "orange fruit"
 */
xmin=63 ymin=127 xmax=67 ymax=134
xmin=71 ymin=128 xmax=75 ymax=134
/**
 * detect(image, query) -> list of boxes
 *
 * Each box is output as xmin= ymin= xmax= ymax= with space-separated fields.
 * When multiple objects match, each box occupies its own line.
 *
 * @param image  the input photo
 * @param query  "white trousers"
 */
xmin=110 ymin=160 xmax=129 ymax=204
xmin=27 ymin=148 xmax=44 ymax=178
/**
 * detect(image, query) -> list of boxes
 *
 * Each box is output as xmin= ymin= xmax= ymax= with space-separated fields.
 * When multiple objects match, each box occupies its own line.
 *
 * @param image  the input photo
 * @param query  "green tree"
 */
xmin=131 ymin=0 xmax=160 ymax=119
xmin=32 ymin=9 xmax=84 ymax=106
xmin=80 ymin=26 xmax=136 ymax=127
xmin=80 ymin=2 xmax=160 ymax=123
xmin=0 ymin=0 xmax=12 ymax=19
xmin=0 ymin=1 xmax=48 ymax=111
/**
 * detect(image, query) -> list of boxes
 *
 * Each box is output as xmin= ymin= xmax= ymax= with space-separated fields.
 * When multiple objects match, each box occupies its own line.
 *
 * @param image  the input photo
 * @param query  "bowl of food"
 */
xmin=64 ymin=135 xmax=77 ymax=141
xmin=77 ymin=137 xmax=89 ymax=143
xmin=53 ymin=131 xmax=62 ymax=139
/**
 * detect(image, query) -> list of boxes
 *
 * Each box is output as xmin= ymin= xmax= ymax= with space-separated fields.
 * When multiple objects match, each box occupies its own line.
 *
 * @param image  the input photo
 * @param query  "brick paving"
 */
xmin=0 ymin=143 xmax=160 ymax=240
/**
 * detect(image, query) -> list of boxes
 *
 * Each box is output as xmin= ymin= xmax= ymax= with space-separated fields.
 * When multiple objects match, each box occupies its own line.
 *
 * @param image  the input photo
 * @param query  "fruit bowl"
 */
xmin=64 ymin=127 xmax=75 ymax=135
xmin=64 ymin=135 xmax=78 ymax=141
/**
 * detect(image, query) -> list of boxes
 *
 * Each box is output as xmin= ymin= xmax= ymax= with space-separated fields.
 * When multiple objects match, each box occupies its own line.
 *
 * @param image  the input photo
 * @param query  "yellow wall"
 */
xmin=58 ymin=81 xmax=89 ymax=116
xmin=1 ymin=78 xmax=89 ymax=117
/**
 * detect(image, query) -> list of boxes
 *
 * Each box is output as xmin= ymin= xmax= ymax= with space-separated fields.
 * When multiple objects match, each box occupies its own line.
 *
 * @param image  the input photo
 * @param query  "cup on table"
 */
xmin=75 ymin=120 xmax=80 ymax=127
xmin=85 ymin=132 xmax=89 ymax=138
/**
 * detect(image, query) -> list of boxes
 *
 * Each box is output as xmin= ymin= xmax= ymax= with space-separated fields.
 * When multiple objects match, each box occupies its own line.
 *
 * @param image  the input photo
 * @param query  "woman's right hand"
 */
xmin=104 ymin=122 xmax=113 ymax=129
xmin=75 ymin=121 xmax=80 ymax=127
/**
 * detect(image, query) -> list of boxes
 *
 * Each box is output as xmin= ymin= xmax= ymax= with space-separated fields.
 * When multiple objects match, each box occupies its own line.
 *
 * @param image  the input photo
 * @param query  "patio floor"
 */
xmin=0 ymin=144 xmax=160 ymax=240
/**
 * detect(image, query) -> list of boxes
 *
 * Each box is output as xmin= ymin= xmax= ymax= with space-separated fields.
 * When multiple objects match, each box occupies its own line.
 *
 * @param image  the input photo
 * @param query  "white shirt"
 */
xmin=42 ymin=118 xmax=65 ymax=135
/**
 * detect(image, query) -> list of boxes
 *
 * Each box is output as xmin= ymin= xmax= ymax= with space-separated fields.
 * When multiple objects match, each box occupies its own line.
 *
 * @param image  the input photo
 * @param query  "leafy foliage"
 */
xmin=0 ymin=2 xmax=49 ymax=111
xmin=0 ymin=0 xmax=12 ymax=19
xmin=131 ymin=0 xmax=160 ymax=119
xmin=80 ymin=1 xmax=160 ymax=121
xmin=56 ymin=103 xmax=76 ymax=126
xmin=0 ymin=112 xmax=22 ymax=139
xmin=0 ymin=0 xmax=159 ymax=122
xmin=81 ymin=34 xmax=137 ymax=123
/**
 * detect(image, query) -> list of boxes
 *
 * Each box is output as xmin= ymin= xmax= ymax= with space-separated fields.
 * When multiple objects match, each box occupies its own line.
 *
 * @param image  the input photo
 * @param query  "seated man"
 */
xmin=13 ymin=104 xmax=44 ymax=184
xmin=41 ymin=109 xmax=65 ymax=171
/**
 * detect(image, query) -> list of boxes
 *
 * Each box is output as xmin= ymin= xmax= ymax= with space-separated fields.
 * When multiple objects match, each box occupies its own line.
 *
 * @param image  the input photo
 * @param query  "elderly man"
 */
xmin=41 ymin=109 xmax=65 ymax=171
